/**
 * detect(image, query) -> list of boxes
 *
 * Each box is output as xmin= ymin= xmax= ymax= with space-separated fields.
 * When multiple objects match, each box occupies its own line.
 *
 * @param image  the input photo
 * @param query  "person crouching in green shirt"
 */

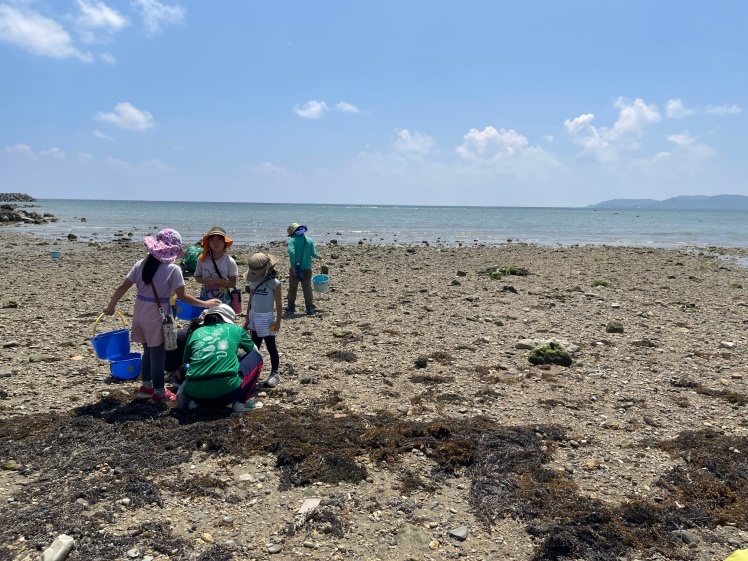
xmin=180 ymin=241 xmax=203 ymax=276
xmin=177 ymin=304 xmax=263 ymax=412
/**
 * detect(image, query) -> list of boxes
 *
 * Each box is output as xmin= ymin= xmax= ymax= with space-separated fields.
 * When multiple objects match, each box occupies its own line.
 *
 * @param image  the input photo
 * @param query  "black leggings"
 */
xmin=251 ymin=331 xmax=279 ymax=372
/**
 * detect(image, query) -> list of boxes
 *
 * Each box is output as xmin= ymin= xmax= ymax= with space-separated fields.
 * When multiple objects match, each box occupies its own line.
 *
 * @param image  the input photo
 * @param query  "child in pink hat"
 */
xmin=103 ymin=228 xmax=222 ymax=402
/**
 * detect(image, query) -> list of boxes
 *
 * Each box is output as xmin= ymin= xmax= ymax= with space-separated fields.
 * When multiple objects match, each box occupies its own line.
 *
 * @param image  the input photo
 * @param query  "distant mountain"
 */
xmin=589 ymin=195 xmax=748 ymax=210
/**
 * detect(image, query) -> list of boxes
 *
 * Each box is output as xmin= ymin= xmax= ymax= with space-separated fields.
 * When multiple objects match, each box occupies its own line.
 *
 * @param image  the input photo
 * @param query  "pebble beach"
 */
xmin=3 ymin=229 xmax=748 ymax=560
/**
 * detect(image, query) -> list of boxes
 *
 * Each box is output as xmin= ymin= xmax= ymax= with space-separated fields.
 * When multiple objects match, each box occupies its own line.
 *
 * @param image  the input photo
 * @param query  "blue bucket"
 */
xmin=175 ymin=299 xmax=203 ymax=320
xmin=50 ymin=250 xmax=61 ymax=259
xmin=312 ymin=274 xmax=330 ymax=293
xmin=91 ymin=312 xmax=131 ymax=360
xmin=110 ymin=352 xmax=141 ymax=380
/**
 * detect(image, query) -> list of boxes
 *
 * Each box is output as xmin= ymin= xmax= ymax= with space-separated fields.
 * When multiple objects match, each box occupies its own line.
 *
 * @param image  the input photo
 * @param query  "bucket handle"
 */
xmin=92 ymin=311 xmax=127 ymax=338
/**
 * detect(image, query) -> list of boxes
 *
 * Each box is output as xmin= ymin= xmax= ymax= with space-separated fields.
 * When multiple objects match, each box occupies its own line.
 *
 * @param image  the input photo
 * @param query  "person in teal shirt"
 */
xmin=177 ymin=304 xmax=263 ymax=412
xmin=285 ymin=222 xmax=320 ymax=315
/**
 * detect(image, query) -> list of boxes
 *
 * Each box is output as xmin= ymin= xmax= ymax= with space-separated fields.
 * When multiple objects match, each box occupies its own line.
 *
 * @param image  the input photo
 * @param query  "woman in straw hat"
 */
xmin=103 ymin=228 xmax=222 ymax=402
xmin=244 ymin=252 xmax=282 ymax=387
xmin=194 ymin=225 xmax=238 ymax=306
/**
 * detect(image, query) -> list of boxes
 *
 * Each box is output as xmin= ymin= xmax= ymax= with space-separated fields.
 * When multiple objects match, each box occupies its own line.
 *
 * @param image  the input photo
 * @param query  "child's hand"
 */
xmin=205 ymin=298 xmax=222 ymax=308
xmin=102 ymin=306 xmax=115 ymax=316
xmin=270 ymin=320 xmax=281 ymax=332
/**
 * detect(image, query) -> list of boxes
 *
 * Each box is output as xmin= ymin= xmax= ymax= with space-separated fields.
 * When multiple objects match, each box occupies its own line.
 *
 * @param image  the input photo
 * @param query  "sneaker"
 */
xmin=137 ymin=385 xmax=154 ymax=399
xmin=152 ymin=388 xmax=176 ymax=402
xmin=306 ymin=307 xmax=315 ymax=316
xmin=266 ymin=371 xmax=280 ymax=387
xmin=284 ymin=305 xmax=296 ymax=314
xmin=233 ymin=400 xmax=263 ymax=412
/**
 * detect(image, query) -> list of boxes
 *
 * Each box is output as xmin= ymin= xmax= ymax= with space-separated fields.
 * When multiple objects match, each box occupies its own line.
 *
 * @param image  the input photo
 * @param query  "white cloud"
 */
xmin=99 ymin=50 xmax=115 ymax=63
xmin=293 ymin=100 xmax=329 ymax=119
xmin=132 ymin=0 xmax=185 ymax=36
xmin=543 ymin=135 xmax=554 ymax=143
xmin=456 ymin=126 xmax=531 ymax=162
xmin=78 ymin=152 xmax=94 ymax=161
xmin=3 ymin=143 xmax=35 ymax=158
xmin=666 ymin=99 xmax=741 ymax=118
xmin=40 ymin=147 xmax=65 ymax=159
xmin=249 ymin=161 xmax=293 ymax=176
xmin=607 ymin=97 xmax=660 ymax=142
xmin=75 ymin=0 xmax=128 ymax=42
xmin=0 ymin=4 xmax=93 ymax=61
xmin=565 ymin=98 xmax=660 ymax=161
xmin=631 ymin=131 xmax=715 ymax=175
xmin=666 ymin=99 xmax=695 ymax=119
xmin=94 ymin=129 xmax=114 ymax=141
xmin=3 ymin=144 xmax=65 ymax=159
xmin=392 ymin=129 xmax=436 ymax=157
xmin=95 ymin=102 xmax=154 ymax=131
xmin=666 ymin=132 xmax=695 ymax=146
xmin=335 ymin=101 xmax=359 ymax=114
xmin=705 ymin=104 xmax=742 ymax=115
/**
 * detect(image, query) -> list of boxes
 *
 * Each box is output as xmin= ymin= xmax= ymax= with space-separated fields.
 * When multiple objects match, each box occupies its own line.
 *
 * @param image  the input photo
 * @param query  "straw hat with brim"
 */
xmin=246 ymin=252 xmax=279 ymax=283
xmin=205 ymin=303 xmax=236 ymax=323
xmin=201 ymin=225 xmax=233 ymax=248
xmin=287 ymin=223 xmax=307 ymax=237
xmin=143 ymin=228 xmax=183 ymax=264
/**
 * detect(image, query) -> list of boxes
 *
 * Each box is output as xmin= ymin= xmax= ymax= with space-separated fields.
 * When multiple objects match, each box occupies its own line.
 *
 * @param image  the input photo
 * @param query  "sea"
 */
xmin=12 ymin=199 xmax=748 ymax=249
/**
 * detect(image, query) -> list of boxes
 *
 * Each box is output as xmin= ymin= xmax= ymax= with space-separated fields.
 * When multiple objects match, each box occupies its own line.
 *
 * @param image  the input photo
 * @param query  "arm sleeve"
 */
xmin=194 ymin=259 xmax=206 ymax=278
xmin=287 ymin=239 xmax=296 ymax=264
xmin=309 ymin=239 xmax=320 ymax=259
xmin=182 ymin=332 xmax=193 ymax=364
xmin=238 ymin=327 xmax=255 ymax=354
xmin=228 ymin=256 xmax=239 ymax=277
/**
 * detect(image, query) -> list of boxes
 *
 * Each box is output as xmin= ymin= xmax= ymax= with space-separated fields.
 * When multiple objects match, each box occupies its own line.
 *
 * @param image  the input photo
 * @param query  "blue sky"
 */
xmin=0 ymin=1 xmax=745 ymax=207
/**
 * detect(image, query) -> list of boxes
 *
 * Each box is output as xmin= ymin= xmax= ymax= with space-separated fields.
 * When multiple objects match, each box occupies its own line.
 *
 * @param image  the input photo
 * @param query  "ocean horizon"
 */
xmin=10 ymin=198 xmax=748 ymax=249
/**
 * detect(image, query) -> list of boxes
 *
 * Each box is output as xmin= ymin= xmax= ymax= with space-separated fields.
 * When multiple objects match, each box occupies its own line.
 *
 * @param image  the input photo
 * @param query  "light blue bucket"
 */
xmin=50 ymin=250 xmax=61 ymax=259
xmin=312 ymin=274 xmax=330 ymax=293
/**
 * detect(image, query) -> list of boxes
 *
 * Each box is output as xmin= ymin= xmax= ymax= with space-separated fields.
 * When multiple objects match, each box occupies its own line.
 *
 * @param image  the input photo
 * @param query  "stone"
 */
xmin=298 ymin=498 xmax=321 ymax=514
xmin=606 ymin=320 xmax=624 ymax=334
xmin=396 ymin=523 xmax=431 ymax=548
xmin=448 ymin=526 xmax=469 ymax=541
xmin=672 ymin=529 xmax=700 ymax=545
xmin=268 ymin=544 xmax=283 ymax=554
xmin=39 ymin=534 xmax=75 ymax=561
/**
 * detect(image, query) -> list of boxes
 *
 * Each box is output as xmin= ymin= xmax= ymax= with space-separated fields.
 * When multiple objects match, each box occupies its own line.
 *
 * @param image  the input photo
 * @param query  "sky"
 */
xmin=0 ymin=1 xmax=746 ymax=207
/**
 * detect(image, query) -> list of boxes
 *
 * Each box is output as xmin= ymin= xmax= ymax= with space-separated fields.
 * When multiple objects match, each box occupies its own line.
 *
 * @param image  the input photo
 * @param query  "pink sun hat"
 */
xmin=143 ymin=228 xmax=184 ymax=263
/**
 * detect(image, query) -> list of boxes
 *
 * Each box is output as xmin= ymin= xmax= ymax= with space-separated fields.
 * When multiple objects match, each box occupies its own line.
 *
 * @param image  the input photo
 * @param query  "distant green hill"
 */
xmin=589 ymin=195 xmax=748 ymax=210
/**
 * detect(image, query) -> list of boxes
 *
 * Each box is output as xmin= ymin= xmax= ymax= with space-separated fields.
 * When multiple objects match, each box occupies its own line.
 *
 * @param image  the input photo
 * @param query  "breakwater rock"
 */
xmin=0 ymin=204 xmax=56 ymax=224
xmin=0 ymin=193 xmax=36 ymax=202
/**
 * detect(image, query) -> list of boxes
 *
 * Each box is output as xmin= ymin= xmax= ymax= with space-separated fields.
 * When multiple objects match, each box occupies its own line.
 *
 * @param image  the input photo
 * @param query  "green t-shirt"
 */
xmin=182 ymin=323 xmax=254 ymax=398
xmin=182 ymin=245 xmax=203 ymax=272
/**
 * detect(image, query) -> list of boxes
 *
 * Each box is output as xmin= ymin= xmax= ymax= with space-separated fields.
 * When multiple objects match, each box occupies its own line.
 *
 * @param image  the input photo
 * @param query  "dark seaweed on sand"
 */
xmin=1 ymin=395 xmax=747 ymax=559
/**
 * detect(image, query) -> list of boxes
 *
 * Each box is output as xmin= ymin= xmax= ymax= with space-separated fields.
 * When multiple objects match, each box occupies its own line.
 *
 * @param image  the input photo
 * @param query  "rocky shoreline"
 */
xmin=2 ymin=231 xmax=748 ymax=560
xmin=0 ymin=193 xmax=58 ymax=225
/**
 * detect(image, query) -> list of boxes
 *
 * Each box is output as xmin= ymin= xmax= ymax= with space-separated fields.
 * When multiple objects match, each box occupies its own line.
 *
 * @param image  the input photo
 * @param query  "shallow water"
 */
xmin=14 ymin=199 xmax=748 ymax=248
